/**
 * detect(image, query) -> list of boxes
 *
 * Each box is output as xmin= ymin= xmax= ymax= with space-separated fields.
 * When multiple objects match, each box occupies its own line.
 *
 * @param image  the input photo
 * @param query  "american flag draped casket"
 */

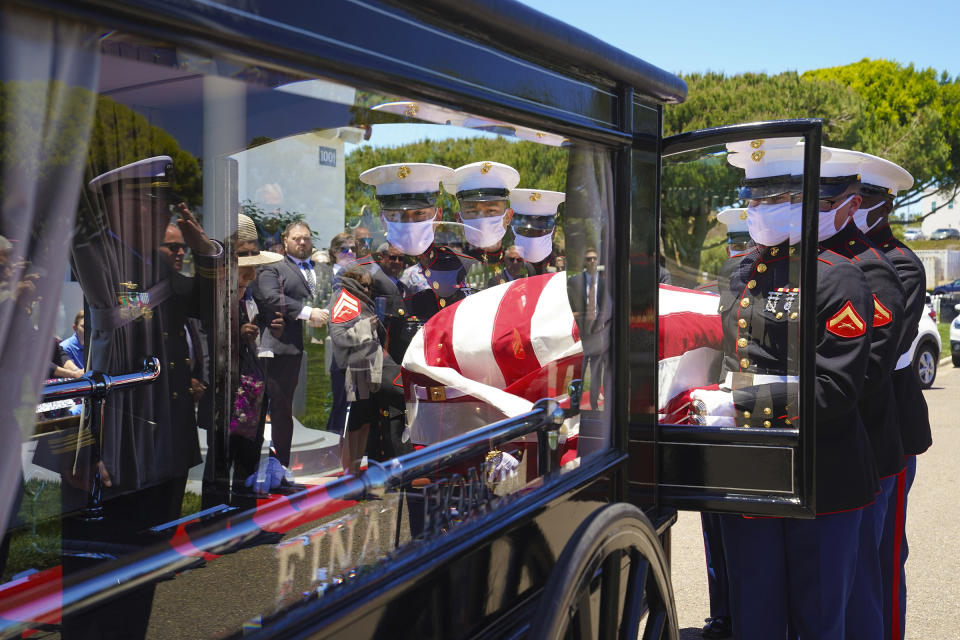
xmin=657 ymin=284 xmax=725 ymax=423
xmin=400 ymin=272 xmax=583 ymax=462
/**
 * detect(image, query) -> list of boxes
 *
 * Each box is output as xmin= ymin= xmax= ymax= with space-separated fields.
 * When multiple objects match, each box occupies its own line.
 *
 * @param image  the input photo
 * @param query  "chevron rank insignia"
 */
xmin=331 ymin=289 xmax=361 ymax=324
xmin=826 ymin=301 xmax=866 ymax=338
xmin=872 ymin=295 xmax=892 ymax=327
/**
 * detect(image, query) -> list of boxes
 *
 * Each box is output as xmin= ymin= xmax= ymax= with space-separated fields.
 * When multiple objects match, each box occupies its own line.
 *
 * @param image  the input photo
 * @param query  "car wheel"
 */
xmin=953 ymin=353 xmax=960 ymax=368
xmin=914 ymin=343 xmax=938 ymax=388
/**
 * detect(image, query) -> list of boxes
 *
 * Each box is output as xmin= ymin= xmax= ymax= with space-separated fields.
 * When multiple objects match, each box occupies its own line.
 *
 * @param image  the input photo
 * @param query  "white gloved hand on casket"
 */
xmin=688 ymin=388 xmax=736 ymax=427
xmin=486 ymin=451 xmax=520 ymax=483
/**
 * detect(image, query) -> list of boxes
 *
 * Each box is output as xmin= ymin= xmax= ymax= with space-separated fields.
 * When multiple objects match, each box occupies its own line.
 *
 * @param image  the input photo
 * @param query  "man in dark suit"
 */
xmin=567 ymin=247 xmax=606 ymax=403
xmin=251 ymin=221 xmax=328 ymax=467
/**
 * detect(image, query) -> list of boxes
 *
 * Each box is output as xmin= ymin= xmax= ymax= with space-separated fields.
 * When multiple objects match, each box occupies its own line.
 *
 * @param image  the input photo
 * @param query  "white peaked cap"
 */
xmin=823 ymin=147 xmax=914 ymax=194
xmin=512 ymin=125 xmax=568 ymax=147
xmin=372 ymin=101 xmax=469 ymax=127
xmin=510 ymin=189 xmax=566 ymax=216
xmin=727 ymin=138 xmax=830 ymax=180
xmin=449 ymin=161 xmax=520 ymax=195
xmin=820 ymin=146 xmax=866 ymax=179
xmin=717 ymin=208 xmax=749 ymax=233
xmin=359 ymin=162 xmax=454 ymax=196
xmin=89 ymin=156 xmax=173 ymax=192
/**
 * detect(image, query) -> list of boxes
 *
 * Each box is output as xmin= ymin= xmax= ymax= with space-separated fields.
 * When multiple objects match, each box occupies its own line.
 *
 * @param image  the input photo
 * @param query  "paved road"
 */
xmin=669 ymin=361 xmax=960 ymax=639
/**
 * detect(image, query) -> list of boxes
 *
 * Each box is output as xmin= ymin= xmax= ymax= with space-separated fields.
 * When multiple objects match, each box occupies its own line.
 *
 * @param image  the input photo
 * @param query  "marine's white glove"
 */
xmin=689 ymin=388 xmax=736 ymax=427
xmin=486 ymin=451 xmax=520 ymax=483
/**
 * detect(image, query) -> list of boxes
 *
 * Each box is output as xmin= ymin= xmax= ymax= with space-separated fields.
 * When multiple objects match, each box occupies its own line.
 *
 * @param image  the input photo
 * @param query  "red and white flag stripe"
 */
xmin=657 ymin=284 xmax=724 ymax=419
xmin=402 ymin=272 xmax=581 ymax=417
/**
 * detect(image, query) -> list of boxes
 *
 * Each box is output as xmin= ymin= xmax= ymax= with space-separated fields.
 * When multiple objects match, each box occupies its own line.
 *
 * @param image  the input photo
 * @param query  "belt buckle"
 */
xmin=428 ymin=385 xmax=447 ymax=402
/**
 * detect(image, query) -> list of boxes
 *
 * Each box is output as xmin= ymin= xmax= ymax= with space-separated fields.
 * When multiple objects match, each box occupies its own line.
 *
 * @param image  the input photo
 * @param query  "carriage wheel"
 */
xmin=528 ymin=503 xmax=678 ymax=640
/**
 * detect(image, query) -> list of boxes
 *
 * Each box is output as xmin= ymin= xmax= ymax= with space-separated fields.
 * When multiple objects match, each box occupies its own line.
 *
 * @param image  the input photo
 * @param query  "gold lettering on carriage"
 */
xmin=274 ymin=500 xmax=398 ymax=603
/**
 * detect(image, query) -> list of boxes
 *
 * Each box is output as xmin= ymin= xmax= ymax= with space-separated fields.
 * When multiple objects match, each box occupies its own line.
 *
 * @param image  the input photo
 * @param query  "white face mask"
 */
xmin=461 ymin=214 xmax=506 ymax=248
xmin=514 ymin=231 xmax=554 ymax=263
xmin=746 ymin=202 xmax=795 ymax=246
xmin=852 ymin=201 xmax=886 ymax=233
xmin=818 ymin=195 xmax=855 ymax=241
xmin=385 ymin=218 xmax=435 ymax=255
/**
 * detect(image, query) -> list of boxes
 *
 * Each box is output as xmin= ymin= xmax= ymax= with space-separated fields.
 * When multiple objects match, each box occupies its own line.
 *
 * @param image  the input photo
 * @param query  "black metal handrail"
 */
xmin=41 ymin=357 xmax=161 ymax=402
xmin=39 ymin=357 xmax=162 ymax=522
xmin=0 ymin=398 xmax=569 ymax=635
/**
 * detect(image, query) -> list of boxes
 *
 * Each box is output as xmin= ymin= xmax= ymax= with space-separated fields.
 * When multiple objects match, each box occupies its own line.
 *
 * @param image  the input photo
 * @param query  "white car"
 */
xmin=903 ymin=228 xmax=925 ymax=242
xmin=909 ymin=300 xmax=942 ymax=388
xmin=950 ymin=303 xmax=960 ymax=368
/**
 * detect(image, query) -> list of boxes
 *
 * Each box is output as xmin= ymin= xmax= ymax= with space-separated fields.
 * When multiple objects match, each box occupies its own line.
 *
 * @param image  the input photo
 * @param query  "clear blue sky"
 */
xmin=517 ymin=0 xmax=959 ymax=77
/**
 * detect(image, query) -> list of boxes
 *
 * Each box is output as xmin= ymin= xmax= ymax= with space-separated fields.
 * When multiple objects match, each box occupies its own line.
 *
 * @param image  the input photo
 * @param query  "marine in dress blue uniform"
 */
xmin=712 ymin=139 xmax=879 ymax=640
xmin=815 ymin=149 xmax=907 ymax=640
xmin=357 ymin=163 xmax=458 ymax=460
xmin=854 ymin=153 xmax=927 ymax=640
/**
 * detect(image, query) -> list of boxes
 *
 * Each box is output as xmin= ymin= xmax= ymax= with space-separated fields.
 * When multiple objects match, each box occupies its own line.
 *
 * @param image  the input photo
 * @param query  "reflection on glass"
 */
xmin=1 ymin=22 xmax=617 ymax=639
xmin=658 ymin=138 xmax=802 ymax=430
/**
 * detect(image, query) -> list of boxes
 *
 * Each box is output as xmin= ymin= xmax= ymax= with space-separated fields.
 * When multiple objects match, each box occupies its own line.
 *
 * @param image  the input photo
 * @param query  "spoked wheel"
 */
xmin=528 ymin=503 xmax=678 ymax=640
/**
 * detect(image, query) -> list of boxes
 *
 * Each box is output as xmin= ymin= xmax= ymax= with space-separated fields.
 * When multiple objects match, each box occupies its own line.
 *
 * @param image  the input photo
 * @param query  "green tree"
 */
xmin=805 ymin=59 xmax=960 ymax=218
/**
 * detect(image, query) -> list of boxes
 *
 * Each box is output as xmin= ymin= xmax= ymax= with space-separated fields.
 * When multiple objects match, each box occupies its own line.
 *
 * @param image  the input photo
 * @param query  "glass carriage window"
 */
xmin=657 ymin=138 xmax=804 ymax=433
xmin=0 ymin=12 xmax=616 ymax=637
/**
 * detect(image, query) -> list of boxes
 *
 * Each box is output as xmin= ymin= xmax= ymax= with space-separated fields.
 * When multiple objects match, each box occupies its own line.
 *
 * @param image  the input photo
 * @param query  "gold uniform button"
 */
xmin=776 ymin=312 xmax=784 ymax=319
xmin=738 ymin=318 xmax=747 ymax=328
xmin=172 ymin=391 xmax=179 ymax=399
xmin=439 ymin=299 xmax=446 ymax=308
xmin=789 ymin=247 xmax=796 ymax=255
xmin=770 ymin=247 xmax=779 ymax=256
xmin=784 ymin=418 xmax=792 ymax=426
xmin=424 ymin=269 xmax=431 ymax=277
xmin=743 ymin=411 xmax=751 ymax=419
xmin=763 ymin=407 xmax=772 ymax=416
xmin=763 ymin=420 xmax=772 ymax=428
xmin=398 ymin=308 xmax=405 ymax=316
xmin=740 ymin=298 xmax=750 ymax=308
xmin=742 ymin=423 xmax=751 ymax=428
xmin=737 ymin=338 xmax=748 ymax=348
xmin=849 ymin=240 xmax=856 ymax=246
xmin=757 ymin=263 xmax=768 ymax=273
xmin=719 ymin=305 xmax=724 ymax=312
xmin=185 ymin=358 xmax=191 ymax=366
xmin=747 ymin=280 xmax=757 ymax=289
xmin=740 ymin=357 xmax=750 ymax=368
xmin=790 ymin=312 xmax=798 ymax=320
xmin=381 ymin=410 xmax=389 ymax=417
xmin=432 ymin=281 xmax=440 ymax=290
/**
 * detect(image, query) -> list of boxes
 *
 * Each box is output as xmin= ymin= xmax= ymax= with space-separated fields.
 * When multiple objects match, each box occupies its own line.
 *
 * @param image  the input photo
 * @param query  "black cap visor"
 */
xmin=739 ymin=175 xmax=802 ymax=200
xmin=376 ymin=192 xmax=438 ymax=210
xmin=819 ymin=175 xmax=861 ymax=199
xmin=456 ymin=188 xmax=510 ymax=203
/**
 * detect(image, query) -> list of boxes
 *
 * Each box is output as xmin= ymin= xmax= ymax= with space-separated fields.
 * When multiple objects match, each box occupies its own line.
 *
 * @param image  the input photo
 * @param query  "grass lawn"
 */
xmin=296 ymin=336 xmax=333 ymax=431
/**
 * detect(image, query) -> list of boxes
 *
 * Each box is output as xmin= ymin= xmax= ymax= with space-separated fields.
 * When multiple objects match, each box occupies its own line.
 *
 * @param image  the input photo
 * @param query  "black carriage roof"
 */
xmin=415 ymin=0 xmax=688 ymax=105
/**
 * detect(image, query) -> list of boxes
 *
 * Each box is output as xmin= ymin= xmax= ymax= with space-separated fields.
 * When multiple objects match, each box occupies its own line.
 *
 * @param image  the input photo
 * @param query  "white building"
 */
xmin=894 ymin=185 xmax=960 ymax=235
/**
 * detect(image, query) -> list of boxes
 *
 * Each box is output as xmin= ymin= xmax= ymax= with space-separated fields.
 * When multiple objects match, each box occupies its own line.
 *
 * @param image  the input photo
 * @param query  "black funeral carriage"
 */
xmin=0 ymin=1 xmax=825 ymax=638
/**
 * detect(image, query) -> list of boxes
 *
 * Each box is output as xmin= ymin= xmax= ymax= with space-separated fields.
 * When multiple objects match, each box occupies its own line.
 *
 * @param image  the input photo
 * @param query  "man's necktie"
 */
xmin=299 ymin=261 xmax=317 ymax=297
xmin=586 ymin=275 xmax=597 ymax=327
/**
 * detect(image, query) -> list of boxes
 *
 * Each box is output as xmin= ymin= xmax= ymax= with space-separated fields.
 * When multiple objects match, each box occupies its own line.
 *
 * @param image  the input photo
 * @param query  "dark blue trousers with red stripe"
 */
xmin=720 ymin=509 xmax=863 ymax=640
xmin=879 ymin=457 xmax=915 ymax=640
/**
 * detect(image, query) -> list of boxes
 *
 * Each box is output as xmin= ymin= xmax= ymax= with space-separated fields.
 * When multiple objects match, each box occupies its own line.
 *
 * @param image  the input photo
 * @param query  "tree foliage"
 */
xmin=805 ymin=59 xmax=960 ymax=215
